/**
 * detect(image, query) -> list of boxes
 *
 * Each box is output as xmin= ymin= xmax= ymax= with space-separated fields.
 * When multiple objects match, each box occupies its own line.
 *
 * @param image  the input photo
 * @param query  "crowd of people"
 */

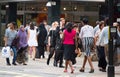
xmin=3 ymin=17 xmax=120 ymax=74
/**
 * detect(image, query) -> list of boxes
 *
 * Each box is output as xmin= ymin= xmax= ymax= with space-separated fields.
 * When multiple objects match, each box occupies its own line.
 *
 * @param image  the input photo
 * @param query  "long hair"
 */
xmin=66 ymin=22 xmax=73 ymax=33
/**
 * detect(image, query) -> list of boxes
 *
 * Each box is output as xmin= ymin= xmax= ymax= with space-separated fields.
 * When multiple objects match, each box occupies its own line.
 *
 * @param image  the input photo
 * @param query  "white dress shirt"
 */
xmin=98 ymin=26 xmax=109 ymax=46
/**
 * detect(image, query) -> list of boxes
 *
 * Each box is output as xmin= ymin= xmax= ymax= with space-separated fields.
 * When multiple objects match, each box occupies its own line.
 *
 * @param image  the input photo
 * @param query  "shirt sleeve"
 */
xmin=79 ymin=27 xmax=83 ymax=39
xmin=5 ymin=29 xmax=9 ymax=37
xmin=97 ymin=28 xmax=104 ymax=46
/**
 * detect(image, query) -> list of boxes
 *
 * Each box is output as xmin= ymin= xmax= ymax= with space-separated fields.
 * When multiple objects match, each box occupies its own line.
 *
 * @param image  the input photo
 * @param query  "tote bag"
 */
xmin=1 ymin=46 xmax=11 ymax=58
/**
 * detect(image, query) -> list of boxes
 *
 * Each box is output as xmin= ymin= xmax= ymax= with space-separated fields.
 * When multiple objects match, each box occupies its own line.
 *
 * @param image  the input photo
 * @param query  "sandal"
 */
xmin=64 ymin=69 xmax=68 ymax=73
xmin=71 ymin=67 xmax=74 ymax=74
xmin=79 ymin=68 xmax=84 ymax=72
xmin=89 ymin=69 xmax=94 ymax=73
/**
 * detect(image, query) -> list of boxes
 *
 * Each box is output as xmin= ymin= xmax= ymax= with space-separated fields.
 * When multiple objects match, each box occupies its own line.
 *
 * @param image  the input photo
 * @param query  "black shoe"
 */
xmin=101 ymin=69 xmax=106 ymax=72
xmin=42 ymin=55 xmax=45 ymax=58
xmin=7 ymin=63 xmax=11 ymax=66
xmin=79 ymin=68 xmax=84 ymax=72
xmin=12 ymin=63 xmax=17 ymax=65
xmin=23 ymin=63 xmax=27 ymax=65
xmin=47 ymin=59 xmax=50 ymax=65
xmin=59 ymin=65 xmax=64 ymax=68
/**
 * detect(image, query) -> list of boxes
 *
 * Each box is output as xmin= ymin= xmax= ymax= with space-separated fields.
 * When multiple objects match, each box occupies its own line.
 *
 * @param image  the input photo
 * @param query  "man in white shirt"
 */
xmin=94 ymin=21 xmax=100 ymax=35
xmin=98 ymin=25 xmax=109 ymax=61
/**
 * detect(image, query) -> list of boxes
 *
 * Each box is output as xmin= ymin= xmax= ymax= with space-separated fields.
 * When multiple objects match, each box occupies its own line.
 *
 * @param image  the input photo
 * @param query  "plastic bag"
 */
xmin=1 ymin=46 xmax=11 ymax=58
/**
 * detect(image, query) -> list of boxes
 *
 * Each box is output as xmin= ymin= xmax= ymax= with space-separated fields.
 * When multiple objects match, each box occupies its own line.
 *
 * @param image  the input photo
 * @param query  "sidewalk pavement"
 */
xmin=0 ymin=51 xmax=120 ymax=77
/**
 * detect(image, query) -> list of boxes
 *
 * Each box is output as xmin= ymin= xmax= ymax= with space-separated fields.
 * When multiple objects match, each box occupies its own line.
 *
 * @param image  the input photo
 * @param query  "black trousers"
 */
xmin=54 ymin=50 xmax=64 ymax=66
xmin=97 ymin=46 xmax=107 ymax=69
xmin=38 ymin=45 xmax=45 ymax=58
xmin=47 ymin=47 xmax=55 ymax=63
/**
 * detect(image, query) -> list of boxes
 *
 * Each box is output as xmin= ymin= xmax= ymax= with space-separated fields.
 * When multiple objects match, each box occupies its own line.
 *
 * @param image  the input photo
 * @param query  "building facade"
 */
xmin=0 ymin=0 xmax=106 ymax=26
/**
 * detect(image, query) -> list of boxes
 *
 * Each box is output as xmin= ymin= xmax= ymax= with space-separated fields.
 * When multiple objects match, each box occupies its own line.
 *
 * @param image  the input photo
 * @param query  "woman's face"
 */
xmin=21 ymin=26 xmax=25 ymax=31
xmin=10 ymin=23 xmax=14 ymax=29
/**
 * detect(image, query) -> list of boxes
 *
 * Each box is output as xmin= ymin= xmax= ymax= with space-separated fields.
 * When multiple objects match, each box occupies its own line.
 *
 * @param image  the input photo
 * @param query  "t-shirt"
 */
xmin=63 ymin=29 xmax=76 ymax=45
xmin=5 ymin=29 xmax=17 ymax=46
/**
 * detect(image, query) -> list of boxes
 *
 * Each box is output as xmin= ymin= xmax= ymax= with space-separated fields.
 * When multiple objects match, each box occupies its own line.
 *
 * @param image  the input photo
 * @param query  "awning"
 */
xmin=0 ymin=0 xmax=105 ymax=3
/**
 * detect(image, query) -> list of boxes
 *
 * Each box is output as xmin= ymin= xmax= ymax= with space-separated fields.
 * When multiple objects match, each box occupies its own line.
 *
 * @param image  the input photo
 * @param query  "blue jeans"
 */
xmin=6 ymin=46 xmax=17 ymax=64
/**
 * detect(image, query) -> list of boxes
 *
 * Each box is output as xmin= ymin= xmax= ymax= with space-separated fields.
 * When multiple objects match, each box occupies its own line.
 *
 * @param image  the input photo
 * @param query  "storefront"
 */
xmin=0 ymin=0 xmax=107 ymax=46
xmin=0 ymin=0 xmax=106 ymax=26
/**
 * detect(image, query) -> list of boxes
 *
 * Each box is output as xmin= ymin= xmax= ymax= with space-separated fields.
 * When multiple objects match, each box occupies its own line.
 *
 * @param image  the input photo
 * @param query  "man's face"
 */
xmin=10 ymin=23 xmax=14 ymax=29
xmin=61 ymin=19 xmax=65 ymax=25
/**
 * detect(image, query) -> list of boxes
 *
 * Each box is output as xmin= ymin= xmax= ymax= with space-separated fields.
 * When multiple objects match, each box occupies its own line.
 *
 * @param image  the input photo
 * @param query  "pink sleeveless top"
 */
xmin=63 ymin=29 xmax=76 ymax=45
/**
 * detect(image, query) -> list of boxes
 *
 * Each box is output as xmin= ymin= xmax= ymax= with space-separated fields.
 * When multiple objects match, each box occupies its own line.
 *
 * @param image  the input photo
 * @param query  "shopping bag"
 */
xmin=1 ymin=46 xmax=11 ymax=58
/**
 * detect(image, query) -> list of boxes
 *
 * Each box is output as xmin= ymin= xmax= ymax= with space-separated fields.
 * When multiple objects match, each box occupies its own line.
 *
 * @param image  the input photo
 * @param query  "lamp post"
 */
xmin=46 ymin=0 xmax=61 ymax=25
xmin=0 ymin=4 xmax=1 ymax=46
xmin=107 ymin=0 xmax=115 ymax=77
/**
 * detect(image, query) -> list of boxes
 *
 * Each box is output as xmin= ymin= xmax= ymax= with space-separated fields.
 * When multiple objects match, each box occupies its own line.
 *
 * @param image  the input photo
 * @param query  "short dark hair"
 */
xmin=66 ymin=22 xmax=73 ymax=32
xmin=82 ymin=18 xmax=88 ymax=24
xmin=11 ymin=22 xmax=16 ymax=26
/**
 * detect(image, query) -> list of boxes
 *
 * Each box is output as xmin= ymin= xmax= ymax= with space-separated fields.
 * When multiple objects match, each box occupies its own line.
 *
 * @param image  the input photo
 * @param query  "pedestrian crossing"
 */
xmin=0 ymin=70 xmax=43 ymax=77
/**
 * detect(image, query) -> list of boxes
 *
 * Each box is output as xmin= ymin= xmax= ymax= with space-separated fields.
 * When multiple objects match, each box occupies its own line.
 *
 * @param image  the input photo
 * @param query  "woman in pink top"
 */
xmin=62 ymin=22 xmax=76 ymax=73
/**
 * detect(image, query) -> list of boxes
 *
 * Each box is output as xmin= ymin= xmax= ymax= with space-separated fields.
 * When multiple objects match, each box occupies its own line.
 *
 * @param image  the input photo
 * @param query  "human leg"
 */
xmin=80 ymin=56 xmax=87 ymax=72
xmin=68 ymin=60 xmax=74 ymax=73
xmin=11 ymin=46 xmax=17 ymax=65
xmin=64 ymin=60 xmax=68 ymax=72
xmin=6 ymin=58 xmax=11 ymax=65
xmin=88 ymin=56 xmax=94 ymax=73
xmin=47 ymin=47 xmax=54 ymax=65
xmin=32 ymin=46 xmax=36 ymax=60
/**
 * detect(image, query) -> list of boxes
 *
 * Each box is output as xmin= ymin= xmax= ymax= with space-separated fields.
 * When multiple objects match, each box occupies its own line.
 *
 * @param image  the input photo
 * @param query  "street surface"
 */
xmin=0 ymin=51 xmax=120 ymax=77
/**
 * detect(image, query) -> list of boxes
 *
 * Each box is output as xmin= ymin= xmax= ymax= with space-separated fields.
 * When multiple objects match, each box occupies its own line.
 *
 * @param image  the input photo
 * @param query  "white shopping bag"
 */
xmin=1 ymin=46 xmax=11 ymax=58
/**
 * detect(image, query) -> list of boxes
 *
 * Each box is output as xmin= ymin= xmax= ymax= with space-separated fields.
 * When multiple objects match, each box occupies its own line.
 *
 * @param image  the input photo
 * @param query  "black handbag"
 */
xmin=55 ymin=38 xmax=62 ymax=50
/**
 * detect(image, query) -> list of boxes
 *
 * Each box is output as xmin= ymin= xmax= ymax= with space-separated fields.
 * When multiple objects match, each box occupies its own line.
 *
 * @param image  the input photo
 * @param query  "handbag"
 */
xmin=50 ymin=30 xmax=54 ymax=46
xmin=55 ymin=38 xmax=62 ymax=50
xmin=11 ymin=37 xmax=19 ymax=48
xmin=1 ymin=46 xmax=11 ymax=58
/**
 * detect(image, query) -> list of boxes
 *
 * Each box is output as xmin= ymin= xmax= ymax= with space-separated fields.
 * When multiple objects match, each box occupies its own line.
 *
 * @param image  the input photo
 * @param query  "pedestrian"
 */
xmin=54 ymin=18 xmax=66 ymax=68
xmin=114 ymin=22 xmax=120 ymax=66
xmin=95 ymin=21 xmax=107 ymax=72
xmin=47 ymin=21 xmax=58 ymax=65
xmin=62 ymin=22 xmax=76 ymax=73
xmin=98 ymin=18 xmax=109 ymax=62
xmin=37 ymin=23 xmax=47 ymax=59
xmin=17 ymin=25 xmax=28 ymax=65
xmin=4 ymin=22 xmax=18 ymax=65
xmin=43 ymin=20 xmax=51 ymax=53
xmin=79 ymin=18 xmax=95 ymax=73
xmin=28 ymin=22 xmax=38 ymax=60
